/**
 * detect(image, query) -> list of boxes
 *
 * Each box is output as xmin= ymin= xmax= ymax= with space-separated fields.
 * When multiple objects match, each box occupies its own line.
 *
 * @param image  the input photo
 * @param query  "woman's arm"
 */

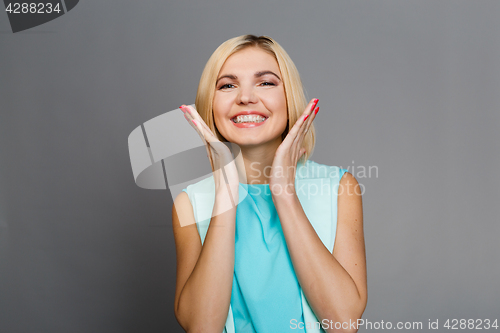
xmin=172 ymin=190 xmax=237 ymax=333
xmin=273 ymin=172 xmax=367 ymax=333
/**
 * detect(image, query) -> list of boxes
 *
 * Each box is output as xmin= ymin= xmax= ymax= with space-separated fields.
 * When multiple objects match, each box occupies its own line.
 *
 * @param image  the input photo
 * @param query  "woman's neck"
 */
xmin=231 ymin=138 xmax=282 ymax=185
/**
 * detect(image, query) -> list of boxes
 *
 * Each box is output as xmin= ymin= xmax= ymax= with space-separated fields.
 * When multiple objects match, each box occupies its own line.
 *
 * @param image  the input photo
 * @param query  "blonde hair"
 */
xmin=195 ymin=34 xmax=315 ymax=164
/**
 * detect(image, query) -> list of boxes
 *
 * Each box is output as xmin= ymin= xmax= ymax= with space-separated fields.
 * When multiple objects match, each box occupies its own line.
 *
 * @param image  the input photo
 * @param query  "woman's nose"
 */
xmin=236 ymin=85 xmax=258 ymax=105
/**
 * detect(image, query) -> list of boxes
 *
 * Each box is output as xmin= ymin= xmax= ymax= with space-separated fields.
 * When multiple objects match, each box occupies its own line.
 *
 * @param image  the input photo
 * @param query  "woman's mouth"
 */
xmin=231 ymin=114 xmax=268 ymax=128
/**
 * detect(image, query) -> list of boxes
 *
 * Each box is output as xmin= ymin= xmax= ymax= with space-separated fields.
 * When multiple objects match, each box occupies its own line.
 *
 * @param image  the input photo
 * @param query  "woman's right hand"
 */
xmin=180 ymin=104 xmax=240 ymax=210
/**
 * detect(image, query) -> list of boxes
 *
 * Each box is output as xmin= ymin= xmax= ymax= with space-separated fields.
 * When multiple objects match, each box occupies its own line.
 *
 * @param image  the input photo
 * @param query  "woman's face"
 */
xmin=213 ymin=47 xmax=288 ymax=147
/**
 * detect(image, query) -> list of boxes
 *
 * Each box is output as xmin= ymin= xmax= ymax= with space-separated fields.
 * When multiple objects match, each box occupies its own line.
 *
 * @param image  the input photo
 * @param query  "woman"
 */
xmin=172 ymin=35 xmax=366 ymax=333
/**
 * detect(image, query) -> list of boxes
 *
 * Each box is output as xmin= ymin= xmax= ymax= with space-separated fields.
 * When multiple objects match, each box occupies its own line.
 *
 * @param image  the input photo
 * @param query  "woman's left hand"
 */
xmin=269 ymin=98 xmax=319 ymax=198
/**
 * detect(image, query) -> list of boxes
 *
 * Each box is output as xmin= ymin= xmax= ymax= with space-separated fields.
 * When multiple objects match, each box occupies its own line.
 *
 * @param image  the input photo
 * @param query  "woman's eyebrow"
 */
xmin=216 ymin=74 xmax=237 ymax=84
xmin=255 ymin=71 xmax=281 ymax=81
xmin=216 ymin=71 xmax=281 ymax=84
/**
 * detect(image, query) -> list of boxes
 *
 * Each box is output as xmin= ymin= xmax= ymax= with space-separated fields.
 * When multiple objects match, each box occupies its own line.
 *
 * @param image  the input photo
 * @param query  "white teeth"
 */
xmin=233 ymin=115 xmax=266 ymax=123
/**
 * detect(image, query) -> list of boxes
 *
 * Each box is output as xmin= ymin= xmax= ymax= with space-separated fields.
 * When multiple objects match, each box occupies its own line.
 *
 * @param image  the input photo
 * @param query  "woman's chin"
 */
xmin=226 ymin=134 xmax=282 ymax=148
xmin=219 ymin=122 xmax=286 ymax=147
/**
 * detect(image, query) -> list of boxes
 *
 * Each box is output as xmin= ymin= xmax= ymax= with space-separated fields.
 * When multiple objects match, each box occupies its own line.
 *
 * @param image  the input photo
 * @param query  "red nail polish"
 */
xmin=304 ymin=115 xmax=309 ymax=121
xmin=314 ymin=106 xmax=319 ymax=115
xmin=192 ymin=119 xmax=198 ymax=125
xmin=311 ymin=99 xmax=319 ymax=111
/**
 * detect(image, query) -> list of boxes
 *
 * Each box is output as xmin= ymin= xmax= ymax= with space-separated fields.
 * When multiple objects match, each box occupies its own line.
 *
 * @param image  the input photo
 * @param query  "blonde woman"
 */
xmin=172 ymin=35 xmax=367 ymax=333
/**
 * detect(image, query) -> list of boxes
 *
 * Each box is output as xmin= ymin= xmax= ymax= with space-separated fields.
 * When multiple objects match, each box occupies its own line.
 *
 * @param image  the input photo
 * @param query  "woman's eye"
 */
xmin=219 ymin=83 xmax=234 ymax=90
xmin=260 ymin=81 xmax=275 ymax=86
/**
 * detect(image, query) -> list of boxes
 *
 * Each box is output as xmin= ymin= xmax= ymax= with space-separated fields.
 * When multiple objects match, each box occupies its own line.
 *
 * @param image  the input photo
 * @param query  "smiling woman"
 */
xmin=172 ymin=35 xmax=367 ymax=333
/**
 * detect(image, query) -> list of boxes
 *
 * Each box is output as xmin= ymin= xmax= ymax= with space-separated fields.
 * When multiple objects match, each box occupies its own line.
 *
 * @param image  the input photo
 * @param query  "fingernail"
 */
xmin=192 ymin=119 xmax=198 ymax=125
xmin=314 ymin=107 xmax=319 ymax=115
xmin=311 ymin=99 xmax=319 ymax=111
xmin=304 ymin=115 xmax=309 ymax=121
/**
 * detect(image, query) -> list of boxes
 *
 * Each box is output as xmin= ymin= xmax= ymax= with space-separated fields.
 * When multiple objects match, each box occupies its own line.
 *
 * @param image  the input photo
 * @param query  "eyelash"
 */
xmin=218 ymin=84 xmax=234 ymax=90
xmin=218 ymin=81 xmax=276 ymax=90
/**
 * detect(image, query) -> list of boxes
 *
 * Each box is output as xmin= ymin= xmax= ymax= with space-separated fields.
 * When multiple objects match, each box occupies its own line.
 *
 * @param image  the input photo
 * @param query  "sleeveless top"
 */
xmin=230 ymin=182 xmax=305 ymax=332
xmin=182 ymin=160 xmax=348 ymax=333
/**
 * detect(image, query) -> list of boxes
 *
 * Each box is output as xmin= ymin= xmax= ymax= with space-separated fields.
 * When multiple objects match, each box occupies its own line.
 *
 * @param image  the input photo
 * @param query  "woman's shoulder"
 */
xmin=181 ymin=174 xmax=215 ymax=198
xmin=297 ymin=159 xmax=348 ymax=181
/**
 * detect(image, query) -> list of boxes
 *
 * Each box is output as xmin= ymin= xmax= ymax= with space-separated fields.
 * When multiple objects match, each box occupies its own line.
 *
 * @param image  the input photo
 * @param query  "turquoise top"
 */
xmin=180 ymin=160 xmax=349 ymax=333
xmin=230 ymin=183 xmax=305 ymax=332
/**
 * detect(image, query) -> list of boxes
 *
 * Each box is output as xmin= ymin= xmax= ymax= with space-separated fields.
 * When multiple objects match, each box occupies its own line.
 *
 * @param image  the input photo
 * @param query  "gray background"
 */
xmin=1 ymin=1 xmax=499 ymax=332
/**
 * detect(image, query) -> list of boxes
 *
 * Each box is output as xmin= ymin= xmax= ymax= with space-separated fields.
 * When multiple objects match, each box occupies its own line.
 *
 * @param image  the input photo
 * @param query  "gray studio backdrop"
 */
xmin=1 ymin=1 xmax=499 ymax=332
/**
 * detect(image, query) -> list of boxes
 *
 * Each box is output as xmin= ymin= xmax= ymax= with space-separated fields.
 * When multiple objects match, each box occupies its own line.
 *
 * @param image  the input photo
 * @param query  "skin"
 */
xmin=172 ymin=46 xmax=367 ymax=333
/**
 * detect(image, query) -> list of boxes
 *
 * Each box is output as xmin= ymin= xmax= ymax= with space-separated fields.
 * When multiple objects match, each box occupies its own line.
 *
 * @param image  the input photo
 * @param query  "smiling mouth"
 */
xmin=231 ymin=115 xmax=268 ymax=124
